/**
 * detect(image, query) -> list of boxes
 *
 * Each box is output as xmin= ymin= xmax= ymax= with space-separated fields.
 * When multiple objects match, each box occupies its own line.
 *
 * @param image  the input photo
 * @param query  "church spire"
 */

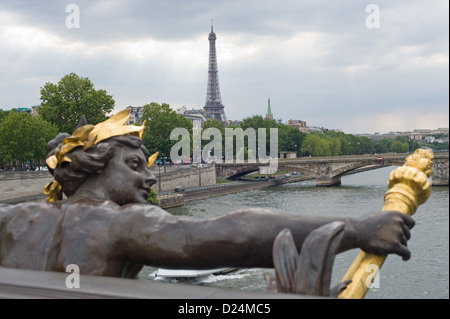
xmin=266 ymin=97 xmax=273 ymax=120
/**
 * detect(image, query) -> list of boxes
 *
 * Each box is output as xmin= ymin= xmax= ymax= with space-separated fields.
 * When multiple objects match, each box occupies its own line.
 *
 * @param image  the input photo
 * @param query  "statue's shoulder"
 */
xmin=0 ymin=201 xmax=59 ymax=213
xmin=59 ymin=198 xmax=122 ymax=218
xmin=0 ymin=203 xmax=13 ymax=220
xmin=118 ymin=203 xmax=170 ymax=217
xmin=58 ymin=199 xmax=168 ymax=220
xmin=0 ymin=201 xmax=61 ymax=226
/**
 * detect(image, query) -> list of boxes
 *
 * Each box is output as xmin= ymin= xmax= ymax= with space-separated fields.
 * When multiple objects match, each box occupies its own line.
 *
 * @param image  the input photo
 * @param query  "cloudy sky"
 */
xmin=0 ymin=0 xmax=448 ymax=134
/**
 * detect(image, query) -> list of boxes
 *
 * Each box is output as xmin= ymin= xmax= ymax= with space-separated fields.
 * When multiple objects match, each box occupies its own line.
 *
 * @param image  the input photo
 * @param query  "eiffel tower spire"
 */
xmin=203 ymin=21 xmax=227 ymax=124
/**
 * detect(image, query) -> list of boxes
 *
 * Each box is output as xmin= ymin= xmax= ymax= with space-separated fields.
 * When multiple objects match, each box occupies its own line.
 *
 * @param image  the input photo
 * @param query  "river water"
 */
xmin=138 ymin=166 xmax=449 ymax=299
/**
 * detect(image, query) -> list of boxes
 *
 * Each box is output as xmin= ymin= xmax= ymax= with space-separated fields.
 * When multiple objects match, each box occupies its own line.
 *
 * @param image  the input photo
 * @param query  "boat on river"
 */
xmin=154 ymin=268 xmax=237 ymax=282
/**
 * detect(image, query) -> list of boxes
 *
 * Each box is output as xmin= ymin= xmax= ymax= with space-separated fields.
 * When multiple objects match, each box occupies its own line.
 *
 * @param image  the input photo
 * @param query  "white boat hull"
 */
xmin=155 ymin=268 xmax=236 ymax=282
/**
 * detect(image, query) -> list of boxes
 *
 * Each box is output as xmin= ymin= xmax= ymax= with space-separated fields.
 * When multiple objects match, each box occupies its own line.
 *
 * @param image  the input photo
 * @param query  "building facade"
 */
xmin=287 ymin=119 xmax=308 ymax=132
xmin=125 ymin=106 xmax=144 ymax=125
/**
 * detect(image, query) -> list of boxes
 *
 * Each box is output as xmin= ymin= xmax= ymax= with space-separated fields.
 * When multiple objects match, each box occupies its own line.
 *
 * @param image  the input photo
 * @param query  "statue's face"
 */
xmin=99 ymin=145 xmax=157 ymax=205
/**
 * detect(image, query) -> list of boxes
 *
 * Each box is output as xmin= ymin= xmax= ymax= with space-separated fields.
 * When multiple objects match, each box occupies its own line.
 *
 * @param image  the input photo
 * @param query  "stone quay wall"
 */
xmin=0 ymin=171 xmax=53 ymax=203
xmin=151 ymin=165 xmax=216 ymax=192
xmin=0 ymin=166 xmax=217 ymax=203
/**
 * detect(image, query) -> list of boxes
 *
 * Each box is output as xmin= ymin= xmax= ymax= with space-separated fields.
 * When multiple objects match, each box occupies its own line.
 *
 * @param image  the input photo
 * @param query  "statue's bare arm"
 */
xmin=109 ymin=204 xmax=415 ymax=270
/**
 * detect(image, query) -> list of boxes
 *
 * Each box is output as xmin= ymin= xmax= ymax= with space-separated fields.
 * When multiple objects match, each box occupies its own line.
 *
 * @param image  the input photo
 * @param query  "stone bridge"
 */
xmin=215 ymin=153 xmax=449 ymax=187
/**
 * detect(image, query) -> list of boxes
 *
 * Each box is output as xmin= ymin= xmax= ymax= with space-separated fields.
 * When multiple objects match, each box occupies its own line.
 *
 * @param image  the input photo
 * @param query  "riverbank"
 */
xmin=0 ymin=174 xmax=313 ymax=207
xmin=157 ymin=175 xmax=312 ymax=209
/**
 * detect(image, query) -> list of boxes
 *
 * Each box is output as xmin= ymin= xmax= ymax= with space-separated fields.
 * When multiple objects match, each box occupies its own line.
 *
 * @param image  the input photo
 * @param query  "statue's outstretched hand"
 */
xmin=355 ymin=211 xmax=415 ymax=261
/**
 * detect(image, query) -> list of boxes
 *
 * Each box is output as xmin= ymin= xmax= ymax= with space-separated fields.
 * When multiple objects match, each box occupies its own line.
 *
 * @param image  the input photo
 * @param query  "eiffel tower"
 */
xmin=203 ymin=21 xmax=228 ymax=124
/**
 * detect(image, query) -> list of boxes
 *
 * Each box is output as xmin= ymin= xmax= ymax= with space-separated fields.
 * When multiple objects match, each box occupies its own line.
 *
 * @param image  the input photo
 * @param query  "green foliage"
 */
xmin=277 ymin=124 xmax=306 ymax=155
xmin=322 ymin=134 xmax=341 ymax=156
xmin=216 ymin=178 xmax=231 ymax=184
xmin=419 ymin=141 xmax=449 ymax=151
xmin=375 ymin=136 xmax=423 ymax=153
xmin=334 ymin=133 xmax=374 ymax=155
xmin=300 ymin=133 xmax=332 ymax=156
xmin=390 ymin=140 xmax=409 ymax=153
xmin=141 ymin=102 xmax=193 ymax=158
xmin=0 ymin=109 xmax=12 ymax=123
xmin=147 ymin=187 xmax=158 ymax=205
xmin=0 ymin=111 xmax=58 ymax=167
xmin=294 ymin=130 xmax=378 ymax=157
xmin=407 ymin=139 xmax=420 ymax=152
xmin=203 ymin=118 xmax=225 ymax=133
xmin=38 ymin=73 xmax=115 ymax=133
xmin=240 ymin=115 xmax=278 ymax=131
xmin=202 ymin=119 xmax=226 ymax=157
xmin=374 ymin=143 xmax=388 ymax=154
xmin=240 ymin=115 xmax=279 ymax=157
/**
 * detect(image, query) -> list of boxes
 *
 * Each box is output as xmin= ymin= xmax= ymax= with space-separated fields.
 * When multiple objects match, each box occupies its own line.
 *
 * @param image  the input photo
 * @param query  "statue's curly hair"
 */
xmin=46 ymin=134 xmax=150 ymax=197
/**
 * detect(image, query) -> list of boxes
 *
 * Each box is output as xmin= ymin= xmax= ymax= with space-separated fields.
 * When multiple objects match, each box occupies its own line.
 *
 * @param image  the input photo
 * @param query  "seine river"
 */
xmin=139 ymin=166 xmax=449 ymax=299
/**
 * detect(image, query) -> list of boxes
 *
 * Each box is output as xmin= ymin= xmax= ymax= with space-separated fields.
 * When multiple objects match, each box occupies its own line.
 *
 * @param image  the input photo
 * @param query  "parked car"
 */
xmin=174 ymin=187 xmax=185 ymax=193
xmin=268 ymin=175 xmax=276 ymax=179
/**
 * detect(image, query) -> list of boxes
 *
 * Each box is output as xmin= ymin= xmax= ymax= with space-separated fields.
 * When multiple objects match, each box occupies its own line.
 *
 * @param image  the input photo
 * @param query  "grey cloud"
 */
xmin=0 ymin=0 xmax=447 ymax=134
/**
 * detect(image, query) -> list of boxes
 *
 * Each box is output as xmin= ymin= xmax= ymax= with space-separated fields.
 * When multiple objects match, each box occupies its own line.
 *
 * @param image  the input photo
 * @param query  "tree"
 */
xmin=278 ymin=124 xmax=306 ymax=155
xmin=0 ymin=111 xmax=58 ymax=169
xmin=374 ymin=143 xmax=388 ymax=154
xmin=322 ymin=133 xmax=341 ymax=156
xmin=38 ymin=73 xmax=115 ymax=133
xmin=379 ymin=138 xmax=393 ymax=152
xmin=141 ymin=102 xmax=193 ymax=160
xmin=300 ymin=133 xmax=332 ymax=157
xmin=390 ymin=140 xmax=409 ymax=153
xmin=202 ymin=118 xmax=225 ymax=134
xmin=147 ymin=187 xmax=158 ymax=205
xmin=202 ymin=119 xmax=226 ymax=159
xmin=0 ymin=109 xmax=11 ymax=123
xmin=357 ymin=136 xmax=375 ymax=155
xmin=240 ymin=115 xmax=279 ymax=157
xmin=407 ymin=139 xmax=420 ymax=152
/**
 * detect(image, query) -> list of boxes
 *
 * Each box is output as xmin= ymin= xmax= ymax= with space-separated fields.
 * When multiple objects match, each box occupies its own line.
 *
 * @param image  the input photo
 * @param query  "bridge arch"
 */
xmin=215 ymin=154 xmax=448 ymax=187
xmin=215 ymin=163 xmax=262 ymax=180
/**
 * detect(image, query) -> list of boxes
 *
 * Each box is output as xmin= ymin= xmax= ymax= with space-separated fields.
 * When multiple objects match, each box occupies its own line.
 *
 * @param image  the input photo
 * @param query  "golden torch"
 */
xmin=339 ymin=148 xmax=434 ymax=299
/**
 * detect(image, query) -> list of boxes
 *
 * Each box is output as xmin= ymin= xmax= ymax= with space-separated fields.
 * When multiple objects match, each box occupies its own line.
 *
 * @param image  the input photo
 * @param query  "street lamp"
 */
xmin=158 ymin=156 xmax=161 ymax=192
xmin=163 ymin=143 xmax=167 ymax=173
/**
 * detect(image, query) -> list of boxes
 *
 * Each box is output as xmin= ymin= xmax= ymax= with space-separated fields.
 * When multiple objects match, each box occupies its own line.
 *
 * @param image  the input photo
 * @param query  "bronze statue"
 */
xmin=0 ymin=110 xmax=415 ymax=295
